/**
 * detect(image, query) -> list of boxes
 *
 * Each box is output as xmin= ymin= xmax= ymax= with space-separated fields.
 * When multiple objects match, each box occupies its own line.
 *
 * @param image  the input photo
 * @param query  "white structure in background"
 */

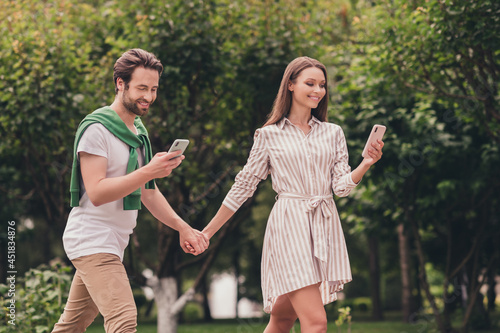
xmin=209 ymin=272 xmax=263 ymax=319
xmin=141 ymin=270 xmax=263 ymax=319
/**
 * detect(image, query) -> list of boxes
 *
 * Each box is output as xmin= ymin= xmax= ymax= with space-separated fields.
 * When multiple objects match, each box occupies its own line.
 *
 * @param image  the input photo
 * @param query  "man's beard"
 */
xmin=122 ymin=89 xmax=149 ymax=117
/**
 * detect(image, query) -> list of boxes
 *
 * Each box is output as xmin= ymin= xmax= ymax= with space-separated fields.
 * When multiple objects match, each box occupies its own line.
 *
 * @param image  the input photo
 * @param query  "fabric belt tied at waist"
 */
xmin=276 ymin=192 xmax=334 ymax=263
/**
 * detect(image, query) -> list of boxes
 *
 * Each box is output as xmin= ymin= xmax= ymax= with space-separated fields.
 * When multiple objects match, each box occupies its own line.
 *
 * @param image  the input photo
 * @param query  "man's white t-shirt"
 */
xmin=63 ymin=123 xmax=144 ymax=261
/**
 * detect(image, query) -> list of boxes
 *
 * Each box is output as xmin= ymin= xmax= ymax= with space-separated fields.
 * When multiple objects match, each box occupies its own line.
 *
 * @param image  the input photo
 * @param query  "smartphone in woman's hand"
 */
xmin=362 ymin=125 xmax=385 ymax=158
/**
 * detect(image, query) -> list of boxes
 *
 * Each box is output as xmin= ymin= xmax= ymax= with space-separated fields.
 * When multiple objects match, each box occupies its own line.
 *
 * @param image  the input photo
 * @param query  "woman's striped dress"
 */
xmin=222 ymin=116 xmax=358 ymax=313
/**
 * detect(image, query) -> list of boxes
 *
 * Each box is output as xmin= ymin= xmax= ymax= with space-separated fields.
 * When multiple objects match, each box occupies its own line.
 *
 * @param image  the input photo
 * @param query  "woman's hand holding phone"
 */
xmin=361 ymin=125 xmax=385 ymax=165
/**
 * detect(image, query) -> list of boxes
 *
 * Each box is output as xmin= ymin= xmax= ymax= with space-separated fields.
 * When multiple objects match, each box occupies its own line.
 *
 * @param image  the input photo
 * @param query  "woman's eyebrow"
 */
xmin=305 ymin=78 xmax=326 ymax=82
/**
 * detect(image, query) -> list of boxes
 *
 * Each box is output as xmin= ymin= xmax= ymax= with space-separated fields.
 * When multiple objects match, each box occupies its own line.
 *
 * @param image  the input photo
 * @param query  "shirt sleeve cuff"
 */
xmin=222 ymin=197 xmax=239 ymax=212
xmin=349 ymin=173 xmax=361 ymax=186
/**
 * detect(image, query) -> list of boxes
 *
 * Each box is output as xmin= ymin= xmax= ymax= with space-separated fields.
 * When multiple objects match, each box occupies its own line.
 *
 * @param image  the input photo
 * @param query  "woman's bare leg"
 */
xmin=264 ymin=295 xmax=298 ymax=333
xmin=287 ymin=283 xmax=327 ymax=333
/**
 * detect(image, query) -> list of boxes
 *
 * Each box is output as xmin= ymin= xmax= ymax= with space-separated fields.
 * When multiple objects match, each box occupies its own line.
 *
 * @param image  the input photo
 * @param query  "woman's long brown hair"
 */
xmin=264 ymin=56 xmax=328 ymax=127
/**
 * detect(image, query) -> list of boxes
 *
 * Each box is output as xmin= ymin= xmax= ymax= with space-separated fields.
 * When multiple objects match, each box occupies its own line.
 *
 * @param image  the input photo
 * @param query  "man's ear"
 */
xmin=116 ymin=77 xmax=125 ymax=92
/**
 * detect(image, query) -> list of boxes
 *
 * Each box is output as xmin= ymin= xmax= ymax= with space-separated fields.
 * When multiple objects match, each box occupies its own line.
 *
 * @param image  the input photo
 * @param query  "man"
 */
xmin=52 ymin=49 xmax=208 ymax=333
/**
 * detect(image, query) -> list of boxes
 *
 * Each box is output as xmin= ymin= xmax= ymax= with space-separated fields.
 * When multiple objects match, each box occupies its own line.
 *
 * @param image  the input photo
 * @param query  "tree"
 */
xmin=0 ymin=0 xmax=114 ymax=271
xmin=374 ymin=1 xmax=500 ymax=331
xmin=323 ymin=1 xmax=499 ymax=332
xmin=1 ymin=0 xmax=360 ymax=332
xmin=380 ymin=0 xmax=500 ymax=143
xmin=5 ymin=1 xmax=497 ymax=332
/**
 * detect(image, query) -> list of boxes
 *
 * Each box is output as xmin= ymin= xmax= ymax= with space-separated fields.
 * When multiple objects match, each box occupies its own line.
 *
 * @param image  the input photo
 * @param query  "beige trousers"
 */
xmin=52 ymin=253 xmax=137 ymax=333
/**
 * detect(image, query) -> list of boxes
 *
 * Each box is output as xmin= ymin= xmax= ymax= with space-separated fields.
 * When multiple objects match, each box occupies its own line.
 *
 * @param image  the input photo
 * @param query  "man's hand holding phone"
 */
xmin=168 ymin=139 xmax=190 ymax=160
xmin=142 ymin=140 xmax=189 ymax=179
xmin=144 ymin=151 xmax=184 ymax=179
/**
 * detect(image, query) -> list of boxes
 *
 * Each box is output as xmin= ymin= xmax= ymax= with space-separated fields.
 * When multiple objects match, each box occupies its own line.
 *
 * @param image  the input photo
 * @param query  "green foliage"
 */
xmin=1 ymin=0 xmax=499 ymax=331
xmin=1 ymin=0 xmax=366 ymax=325
xmin=377 ymin=0 xmax=500 ymax=142
xmin=0 ymin=262 xmax=72 ymax=333
xmin=338 ymin=297 xmax=372 ymax=313
xmin=0 ymin=0 xmax=115 ymax=244
xmin=335 ymin=306 xmax=352 ymax=333
xmin=182 ymin=302 xmax=203 ymax=323
xmin=323 ymin=1 xmax=499 ymax=331
xmin=353 ymin=297 xmax=371 ymax=313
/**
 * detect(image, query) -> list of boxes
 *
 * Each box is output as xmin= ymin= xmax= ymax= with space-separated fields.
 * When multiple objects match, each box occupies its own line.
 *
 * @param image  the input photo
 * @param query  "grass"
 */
xmin=87 ymin=320 xmax=423 ymax=333
xmin=86 ymin=311 xmax=500 ymax=333
xmin=86 ymin=320 xmax=499 ymax=333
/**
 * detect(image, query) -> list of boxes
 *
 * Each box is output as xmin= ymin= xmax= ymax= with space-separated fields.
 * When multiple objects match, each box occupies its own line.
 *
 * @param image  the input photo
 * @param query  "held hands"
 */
xmin=184 ymin=230 xmax=209 ymax=255
xmin=145 ymin=151 xmax=185 ymax=179
xmin=363 ymin=139 xmax=384 ymax=166
xmin=179 ymin=226 xmax=209 ymax=256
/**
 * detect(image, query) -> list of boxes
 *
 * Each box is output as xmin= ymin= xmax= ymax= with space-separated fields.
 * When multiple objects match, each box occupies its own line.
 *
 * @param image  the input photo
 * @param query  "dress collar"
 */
xmin=277 ymin=115 xmax=321 ymax=130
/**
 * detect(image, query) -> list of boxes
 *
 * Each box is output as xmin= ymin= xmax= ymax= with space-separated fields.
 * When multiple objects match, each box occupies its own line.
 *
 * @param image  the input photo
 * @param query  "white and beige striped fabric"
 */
xmin=222 ymin=116 xmax=358 ymax=313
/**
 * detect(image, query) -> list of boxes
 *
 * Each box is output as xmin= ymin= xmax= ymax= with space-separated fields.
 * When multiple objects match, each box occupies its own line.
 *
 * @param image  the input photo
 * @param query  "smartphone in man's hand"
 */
xmin=168 ymin=139 xmax=190 ymax=160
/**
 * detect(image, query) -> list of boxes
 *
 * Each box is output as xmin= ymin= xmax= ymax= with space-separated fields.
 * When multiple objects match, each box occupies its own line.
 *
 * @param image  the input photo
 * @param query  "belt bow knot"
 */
xmin=277 ymin=192 xmax=334 ymax=263
xmin=306 ymin=195 xmax=334 ymax=219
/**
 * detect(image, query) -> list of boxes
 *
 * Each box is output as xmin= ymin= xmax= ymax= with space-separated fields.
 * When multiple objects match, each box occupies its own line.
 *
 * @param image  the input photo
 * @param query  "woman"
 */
xmin=195 ymin=56 xmax=383 ymax=332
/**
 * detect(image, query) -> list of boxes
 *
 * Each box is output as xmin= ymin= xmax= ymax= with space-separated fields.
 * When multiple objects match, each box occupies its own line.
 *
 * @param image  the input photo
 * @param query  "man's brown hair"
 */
xmin=113 ymin=49 xmax=163 ymax=93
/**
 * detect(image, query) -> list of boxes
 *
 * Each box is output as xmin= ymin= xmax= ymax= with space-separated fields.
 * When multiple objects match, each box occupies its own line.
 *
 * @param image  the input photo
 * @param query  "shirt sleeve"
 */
xmin=77 ymin=123 xmax=108 ymax=159
xmin=331 ymin=126 xmax=358 ymax=197
xmin=222 ymin=129 xmax=270 ymax=212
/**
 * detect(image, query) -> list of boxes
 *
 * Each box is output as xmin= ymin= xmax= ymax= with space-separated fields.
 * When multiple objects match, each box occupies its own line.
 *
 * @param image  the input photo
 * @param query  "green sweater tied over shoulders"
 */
xmin=69 ymin=106 xmax=155 ymax=210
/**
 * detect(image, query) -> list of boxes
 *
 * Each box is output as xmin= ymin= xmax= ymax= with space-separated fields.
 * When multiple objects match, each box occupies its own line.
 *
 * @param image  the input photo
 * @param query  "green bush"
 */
xmin=353 ymin=297 xmax=371 ymax=312
xmin=0 ymin=261 xmax=73 ymax=333
xmin=335 ymin=297 xmax=373 ymax=314
xmin=132 ymin=288 xmax=148 ymax=316
xmin=338 ymin=299 xmax=355 ymax=312
xmin=182 ymin=302 xmax=203 ymax=323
